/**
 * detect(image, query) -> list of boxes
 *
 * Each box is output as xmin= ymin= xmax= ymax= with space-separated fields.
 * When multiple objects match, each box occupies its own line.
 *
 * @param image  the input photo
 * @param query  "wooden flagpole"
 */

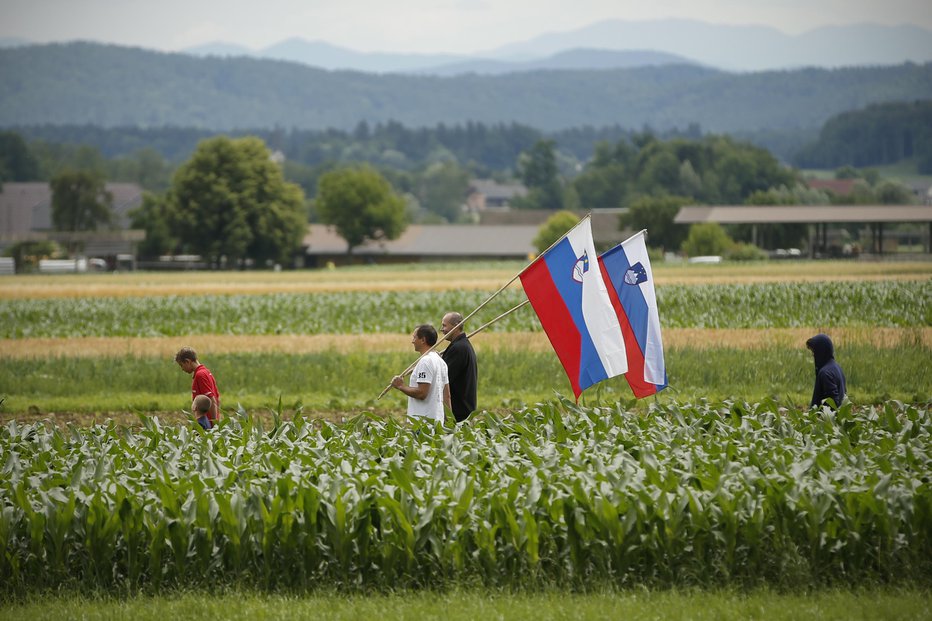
xmin=377 ymin=214 xmax=592 ymax=400
xmin=465 ymin=299 xmax=530 ymax=339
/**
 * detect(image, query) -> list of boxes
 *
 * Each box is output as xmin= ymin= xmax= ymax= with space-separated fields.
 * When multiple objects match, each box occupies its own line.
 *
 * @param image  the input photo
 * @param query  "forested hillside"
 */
xmin=794 ymin=100 xmax=932 ymax=172
xmin=2 ymin=43 xmax=932 ymax=135
xmin=7 ymin=122 xmax=659 ymax=170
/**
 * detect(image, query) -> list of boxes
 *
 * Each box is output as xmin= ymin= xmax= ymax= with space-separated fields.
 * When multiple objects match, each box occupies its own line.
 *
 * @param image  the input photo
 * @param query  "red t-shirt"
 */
xmin=192 ymin=364 xmax=221 ymax=422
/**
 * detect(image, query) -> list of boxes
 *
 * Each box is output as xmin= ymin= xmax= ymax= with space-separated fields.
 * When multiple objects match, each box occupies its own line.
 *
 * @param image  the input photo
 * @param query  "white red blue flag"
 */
xmin=598 ymin=230 xmax=667 ymax=398
xmin=520 ymin=218 xmax=628 ymax=400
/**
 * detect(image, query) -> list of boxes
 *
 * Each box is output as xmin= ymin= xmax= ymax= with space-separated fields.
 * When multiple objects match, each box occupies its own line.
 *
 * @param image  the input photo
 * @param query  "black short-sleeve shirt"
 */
xmin=442 ymin=334 xmax=478 ymax=422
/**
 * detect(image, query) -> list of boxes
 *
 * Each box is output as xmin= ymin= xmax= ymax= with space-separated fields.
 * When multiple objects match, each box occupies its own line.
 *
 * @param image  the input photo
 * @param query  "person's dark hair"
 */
xmin=415 ymin=324 xmax=438 ymax=346
xmin=175 ymin=346 xmax=198 ymax=363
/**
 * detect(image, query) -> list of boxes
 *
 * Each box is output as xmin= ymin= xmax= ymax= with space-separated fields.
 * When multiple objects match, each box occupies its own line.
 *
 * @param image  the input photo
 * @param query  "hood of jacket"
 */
xmin=806 ymin=334 xmax=835 ymax=370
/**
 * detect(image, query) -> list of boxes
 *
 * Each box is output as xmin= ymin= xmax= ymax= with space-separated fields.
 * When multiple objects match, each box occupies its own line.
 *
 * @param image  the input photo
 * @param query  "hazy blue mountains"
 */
xmin=183 ymin=18 xmax=932 ymax=73
xmin=186 ymin=38 xmax=468 ymax=74
xmin=487 ymin=19 xmax=932 ymax=72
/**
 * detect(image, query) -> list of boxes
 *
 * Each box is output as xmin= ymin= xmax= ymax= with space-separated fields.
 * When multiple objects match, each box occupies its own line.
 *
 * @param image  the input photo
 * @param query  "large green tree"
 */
xmin=32 ymin=143 xmax=107 ymax=179
xmin=129 ymin=193 xmax=179 ymax=259
xmin=681 ymin=222 xmax=734 ymax=256
xmin=573 ymin=135 xmax=796 ymax=209
xmin=533 ymin=210 xmax=580 ymax=253
xmin=0 ymin=131 xmax=39 ymax=183
xmin=514 ymin=139 xmax=563 ymax=210
xmin=416 ymin=162 xmax=470 ymax=222
xmin=572 ymin=141 xmax=636 ymax=209
xmin=167 ymin=136 xmax=307 ymax=266
xmin=315 ymin=166 xmax=407 ymax=254
xmin=795 ymin=100 xmax=932 ymax=171
xmin=50 ymin=169 xmax=114 ymax=231
xmin=109 ymin=148 xmax=174 ymax=191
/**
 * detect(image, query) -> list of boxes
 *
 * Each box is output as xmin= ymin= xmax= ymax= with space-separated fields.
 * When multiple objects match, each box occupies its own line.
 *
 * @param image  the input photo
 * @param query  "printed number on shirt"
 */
xmin=418 ymin=372 xmax=426 ymax=379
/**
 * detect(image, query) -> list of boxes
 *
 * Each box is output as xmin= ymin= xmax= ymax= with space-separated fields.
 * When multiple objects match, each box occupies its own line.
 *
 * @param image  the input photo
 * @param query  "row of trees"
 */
xmin=794 ymin=100 xmax=932 ymax=172
xmin=510 ymin=133 xmax=798 ymax=218
xmin=64 ymin=130 xmax=795 ymax=262
xmin=5 ymin=126 xmax=919 ymax=267
xmin=52 ymin=130 xmax=801 ymax=263
xmin=0 ymin=131 xmax=174 ymax=191
xmin=0 ymin=131 xmax=119 ymax=234
xmin=133 ymin=137 xmax=409 ymax=263
xmin=2 ymin=129 xmax=475 ymax=225
xmin=1 ymin=132 xmax=406 ymax=265
xmin=12 ymin=121 xmax=576 ymax=175
xmin=7 ymin=114 xmax=923 ymax=229
xmin=8 ymin=97 xmax=931 ymax=203
xmin=133 ymin=137 xmax=307 ymax=265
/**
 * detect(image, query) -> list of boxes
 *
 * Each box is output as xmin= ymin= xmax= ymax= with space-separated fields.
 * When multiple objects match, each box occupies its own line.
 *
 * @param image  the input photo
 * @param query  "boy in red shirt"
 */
xmin=175 ymin=346 xmax=221 ymax=429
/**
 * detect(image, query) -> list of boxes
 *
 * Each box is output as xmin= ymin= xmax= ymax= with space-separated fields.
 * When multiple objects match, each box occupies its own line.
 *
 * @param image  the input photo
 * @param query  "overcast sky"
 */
xmin=3 ymin=0 xmax=931 ymax=53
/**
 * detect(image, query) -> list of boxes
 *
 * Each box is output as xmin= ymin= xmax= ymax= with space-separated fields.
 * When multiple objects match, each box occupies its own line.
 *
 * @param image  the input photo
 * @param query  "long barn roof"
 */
xmin=675 ymin=205 xmax=932 ymax=224
xmin=303 ymin=224 xmax=538 ymax=258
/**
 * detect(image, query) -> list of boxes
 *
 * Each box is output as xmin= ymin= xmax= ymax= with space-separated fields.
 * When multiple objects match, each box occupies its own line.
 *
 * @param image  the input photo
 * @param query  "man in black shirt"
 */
xmin=440 ymin=311 xmax=478 ymax=423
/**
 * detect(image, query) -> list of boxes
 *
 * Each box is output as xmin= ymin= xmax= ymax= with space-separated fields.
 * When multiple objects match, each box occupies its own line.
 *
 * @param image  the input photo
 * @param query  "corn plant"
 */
xmin=0 ymin=399 xmax=929 ymax=593
xmin=1 ymin=280 xmax=928 ymax=338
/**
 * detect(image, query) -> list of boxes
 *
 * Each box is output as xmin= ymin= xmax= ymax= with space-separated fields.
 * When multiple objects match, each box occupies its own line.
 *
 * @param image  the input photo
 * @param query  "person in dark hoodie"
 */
xmin=806 ymin=334 xmax=847 ymax=409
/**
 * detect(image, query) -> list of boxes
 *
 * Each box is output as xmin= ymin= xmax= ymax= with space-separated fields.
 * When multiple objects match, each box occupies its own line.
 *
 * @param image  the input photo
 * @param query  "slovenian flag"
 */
xmin=520 ymin=217 xmax=628 ymax=400
xmin=598 ymin=230 xmax=667 ymax=398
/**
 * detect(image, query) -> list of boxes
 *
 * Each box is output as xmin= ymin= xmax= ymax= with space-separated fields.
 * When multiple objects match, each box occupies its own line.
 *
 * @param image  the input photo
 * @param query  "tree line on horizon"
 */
xmin=6 ymin=97 xmax=929 ymax=190
xmin=794 ymin=100 xmax=932 ymax=173
xmin=2 ymin=119 xmax=917 ymax=271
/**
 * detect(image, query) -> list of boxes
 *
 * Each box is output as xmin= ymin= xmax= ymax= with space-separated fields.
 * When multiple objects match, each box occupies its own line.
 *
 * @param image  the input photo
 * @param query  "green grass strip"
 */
xmin=1 ymin=344 xmax=928 ymax=415
xmin=2 ymin=588 xmax=931 ymax=621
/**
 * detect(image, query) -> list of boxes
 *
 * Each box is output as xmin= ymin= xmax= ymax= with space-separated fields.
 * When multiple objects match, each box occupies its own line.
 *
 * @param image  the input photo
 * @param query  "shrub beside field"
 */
xmin=1 ymin=399 xmax=929 ymax=593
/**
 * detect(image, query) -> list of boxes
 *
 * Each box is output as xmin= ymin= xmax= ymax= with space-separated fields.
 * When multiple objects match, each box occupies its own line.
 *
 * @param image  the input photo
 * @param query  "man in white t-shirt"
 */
xmin=391 ymin=324 xmax=451 ymax=423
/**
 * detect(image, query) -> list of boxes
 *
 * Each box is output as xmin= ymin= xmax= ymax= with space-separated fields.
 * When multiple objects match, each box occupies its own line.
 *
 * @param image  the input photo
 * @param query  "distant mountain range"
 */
xmin=1 ymin=42 xmax=931 ymax=135
xmin=4 ymin=19 xmax=930 ymax=75
xmin=488 ymin=19 xmax=932 ymax=72
xmin=408 ymin=49 xmax=697 ymax=77
xmin=178 ymin=18 xmax=932 ymax=74
xmin=185 ymin=38 xmax=467 ymax=74
xmin=185 ymin=39 xmax=695 ymax=75
xmin=0 ymin=37 xmax=31 ymax=48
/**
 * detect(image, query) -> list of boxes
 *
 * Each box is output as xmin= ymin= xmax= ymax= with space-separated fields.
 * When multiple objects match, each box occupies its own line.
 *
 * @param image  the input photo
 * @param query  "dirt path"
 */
xmin=0 ymin=408 xmax=398 ymax=427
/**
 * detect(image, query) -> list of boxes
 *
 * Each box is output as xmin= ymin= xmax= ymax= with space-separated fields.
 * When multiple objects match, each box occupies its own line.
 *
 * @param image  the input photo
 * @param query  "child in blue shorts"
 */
xmin=192 ymin=394 xmax=213 ymax=430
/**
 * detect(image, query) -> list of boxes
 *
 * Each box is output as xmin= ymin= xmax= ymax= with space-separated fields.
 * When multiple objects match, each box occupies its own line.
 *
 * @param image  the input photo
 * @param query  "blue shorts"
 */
xmin=197 ymin=416 xmax=212 ymax=430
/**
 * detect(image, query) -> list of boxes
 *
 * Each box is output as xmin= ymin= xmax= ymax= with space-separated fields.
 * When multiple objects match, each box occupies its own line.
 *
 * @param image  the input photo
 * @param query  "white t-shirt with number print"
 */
xmin=406 ymin=351 xmax=449 ymax=423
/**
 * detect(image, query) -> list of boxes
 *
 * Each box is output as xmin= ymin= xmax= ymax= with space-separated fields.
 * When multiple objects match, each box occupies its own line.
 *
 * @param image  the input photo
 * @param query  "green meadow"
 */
xmin=1 ymin=343 xmax=928 ymax=417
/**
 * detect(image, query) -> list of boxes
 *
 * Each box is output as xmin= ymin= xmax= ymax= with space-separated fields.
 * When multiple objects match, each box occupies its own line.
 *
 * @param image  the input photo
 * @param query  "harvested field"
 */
xmin=1 ymin=260 xmax=929 ymax=299
xmin=2 ymin=327 xmax=928 ymax=359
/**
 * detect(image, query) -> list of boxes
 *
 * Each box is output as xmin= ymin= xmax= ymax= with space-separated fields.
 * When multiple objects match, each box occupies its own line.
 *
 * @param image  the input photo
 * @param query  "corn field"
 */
xmin=2 ymin=399 xmax=929 ymax=592
xmin=1 ymin=280 xmax=928 ymax=338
